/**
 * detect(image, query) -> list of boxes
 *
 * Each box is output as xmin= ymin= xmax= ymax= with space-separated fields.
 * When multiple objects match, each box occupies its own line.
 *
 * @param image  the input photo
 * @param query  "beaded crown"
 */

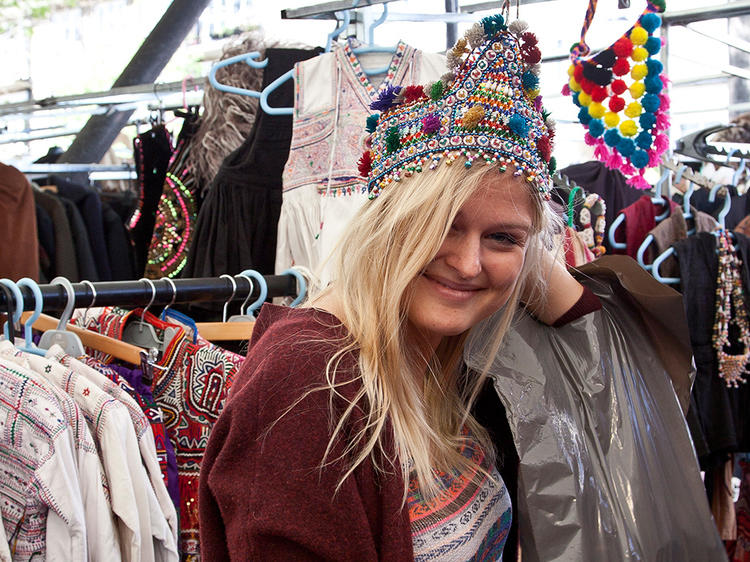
xmin=358 ymin=14 xmax=556 ymax=199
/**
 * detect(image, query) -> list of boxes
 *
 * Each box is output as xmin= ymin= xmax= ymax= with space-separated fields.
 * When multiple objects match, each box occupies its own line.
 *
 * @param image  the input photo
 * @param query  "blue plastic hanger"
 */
xmin=281 ymin=268 xmax=308 ymax=307
xmin=733 ymin=157 xmax=746 ymax=187
xmin=38 ymin=277 xmax=86 ymax=357
xmin=366 ymin=3 xmax=389 ymax=46
xmin=15 ymin=278 xmax=47 ymax=356
xmin=651 ymin=247 xmax=680 ymax=284
xmin=708 ymin=183 xmax=732 ymax=231
xmin=0 ymin=279 xmax=23 ymax=341
xmin=208 ymin=51 xmax=268 ymax=98
xmin=239 ymin=270 xmax=268 ymax=316
xmin=651 ymin=169 xmax=671 ymax=222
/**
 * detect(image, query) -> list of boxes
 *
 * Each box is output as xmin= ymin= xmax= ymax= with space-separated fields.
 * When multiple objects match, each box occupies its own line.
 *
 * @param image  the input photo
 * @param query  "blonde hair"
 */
xmin=309 ymin=159 xmax=556 ymax=500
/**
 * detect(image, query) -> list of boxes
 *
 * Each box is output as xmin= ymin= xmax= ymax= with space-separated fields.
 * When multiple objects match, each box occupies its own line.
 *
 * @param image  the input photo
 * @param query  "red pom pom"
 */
xmin=612 ymin=37 xmax=633 ymax=58
xmin=573 ymin=64 xmax=584 ymax=84
xmin=591 ymin=85 xmax=608 ymax=102
xmin=521 ymin=44 xmax=541 ymax=64
xmin=611 ymin=79 xmax=627 ymax=95
xmin=521 ymin=31 xmax=538 ymax=46
xmin=579 ymin=77 xmax=594 ymax=94
xmin=537 ymin=135 xmax=551 ymax=162
xmin=402 ymin=85 xmax=427 ymax=104
xmin=608 ymin=96 xmax=625 ymax=113
xmin=358 ymin=151 xmax=373 ymax=178
xmin=612 ymin=58 xmax=630 ymax=76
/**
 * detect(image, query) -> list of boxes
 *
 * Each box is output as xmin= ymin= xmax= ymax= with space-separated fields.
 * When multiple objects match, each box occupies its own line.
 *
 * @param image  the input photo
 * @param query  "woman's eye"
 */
xmin=488 ymin=232 xmax=519 ymax=245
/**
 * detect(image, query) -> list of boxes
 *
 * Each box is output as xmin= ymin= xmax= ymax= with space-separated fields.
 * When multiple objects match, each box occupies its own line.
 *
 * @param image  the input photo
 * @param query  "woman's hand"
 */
xmin=523 ymin=250 xmax=584 ymax=326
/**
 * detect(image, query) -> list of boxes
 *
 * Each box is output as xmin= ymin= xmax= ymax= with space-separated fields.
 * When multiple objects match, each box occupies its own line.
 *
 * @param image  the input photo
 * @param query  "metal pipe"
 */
xmin=662 ymin=2 xmax=750 ymax=26
xmin=445 ymin=0 xmax=459 ymax=50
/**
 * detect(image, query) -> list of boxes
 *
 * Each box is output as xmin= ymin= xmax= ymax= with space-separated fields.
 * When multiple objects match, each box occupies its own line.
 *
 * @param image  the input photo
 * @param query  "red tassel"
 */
xmin=358 ymin=151 xmax=373 ymax=178
xmin=521 ymin=44 xmax=542 ymax=64
xmin=402 ymin=85 xmax=427 ymax=104
xmin=537 ymin=136 xmax=551 ymax=162
xmin=521 ymin=31 xmax=538 ymax=46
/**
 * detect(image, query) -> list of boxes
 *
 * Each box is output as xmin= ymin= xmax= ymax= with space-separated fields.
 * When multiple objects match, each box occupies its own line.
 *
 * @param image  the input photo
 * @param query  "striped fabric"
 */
xmin=408 ymin=428 xmax=511 ymax=561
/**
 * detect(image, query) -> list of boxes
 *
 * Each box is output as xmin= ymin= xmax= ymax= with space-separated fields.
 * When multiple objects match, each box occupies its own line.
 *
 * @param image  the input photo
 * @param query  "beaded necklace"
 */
xmin=713 ymin=229 xmax=750 ymax=388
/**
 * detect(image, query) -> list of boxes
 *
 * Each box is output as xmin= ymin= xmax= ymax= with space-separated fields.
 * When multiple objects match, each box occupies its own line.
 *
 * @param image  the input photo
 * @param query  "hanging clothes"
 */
xmin=689 ymin=186 xmax=749 ymax=231
xmin=610 ymin=195 xmax=679 ymax=259
xmin=145 ymin=112 xmax=201 ymax=279
xmin=275 ymin=41 xmax=446 ymax=283
xmin=129 ymin=125 xmax=173 ymax=277
xmin=184 ymin=47 xmax=322 ymax=280
xmin=33 ymin=188 xmax=79 ymax=281
xmin=0 ymin=163 xmax=39 ymax=281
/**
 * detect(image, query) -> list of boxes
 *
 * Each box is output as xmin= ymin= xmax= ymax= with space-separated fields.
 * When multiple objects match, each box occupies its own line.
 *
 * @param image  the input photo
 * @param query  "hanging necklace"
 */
xmin=713 ymin=229 xmax=750 ymax=388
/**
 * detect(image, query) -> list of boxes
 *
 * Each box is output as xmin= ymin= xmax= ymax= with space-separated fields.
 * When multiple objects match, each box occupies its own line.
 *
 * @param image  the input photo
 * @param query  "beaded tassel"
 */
xmin=712 ymin=230 xmax=750 ymax=388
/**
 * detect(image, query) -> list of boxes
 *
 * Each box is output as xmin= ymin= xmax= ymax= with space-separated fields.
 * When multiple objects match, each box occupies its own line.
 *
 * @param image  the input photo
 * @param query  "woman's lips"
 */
xmin=423 ymin=274 xmax=484 ymax=300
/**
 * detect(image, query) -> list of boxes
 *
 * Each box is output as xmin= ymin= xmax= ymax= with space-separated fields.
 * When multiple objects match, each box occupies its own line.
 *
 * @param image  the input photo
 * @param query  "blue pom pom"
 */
xmin=509 ymin=114 xmax=530 ymax=137
xmin=572 ymin=92 xmax=581 ymax=107
xmin=481 ymin=14 xmax=506 ymax=35
xmin=631 ymin=149 xmax=649 ymax=168
xmin=604 ymin=129 xmax=622 ymax=147
xmin=618 ymin=137 xmax=636 ymax=157
xmin=644 ymin=75 xmax=663 ymax=94
xmin=642 ymin=93 xmax=661 ymax=113
xmin=640 ymin=112 xmax=657 ymax=130
xmin=578 ymin=106 xmax=592 ymax=125
xmin=646 ymin=59 xmax=663 ymax=75
xmin=365 ymin=114 xmax=379 ymax=133
xmin=588 ymin=118 xmax=604 ymax=137
xmin=640 ymin=13 xmax=661 ymax=33
xmin=522 ymin=70 xmax=540 ymax=91
xmin=645 ymin=36 xmax=661 ymax=55
xmin=636 ymin=130 xmax=653 ymax=149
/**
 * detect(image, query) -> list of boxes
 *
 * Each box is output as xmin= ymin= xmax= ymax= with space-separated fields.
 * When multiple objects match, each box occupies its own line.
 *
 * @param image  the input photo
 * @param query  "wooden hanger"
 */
xmin=194 ymin=320 xmax=255 ymax=342
xmin=22 ymin=311 xmax=143 ymax=365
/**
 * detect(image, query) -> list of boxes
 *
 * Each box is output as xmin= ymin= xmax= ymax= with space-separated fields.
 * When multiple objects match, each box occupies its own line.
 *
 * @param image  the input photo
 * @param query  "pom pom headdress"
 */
xmin=564 ymin=1 xmax=669 ymax=189
xmin=359 ymin=13 xmax=555 ymax=199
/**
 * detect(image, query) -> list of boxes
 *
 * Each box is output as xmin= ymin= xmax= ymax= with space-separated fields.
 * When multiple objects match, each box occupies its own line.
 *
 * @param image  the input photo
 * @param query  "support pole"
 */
xmin=445 ymin=0 xmax=459 ymax=50
xmin=59 ymin=0 xmax=211 ymax=165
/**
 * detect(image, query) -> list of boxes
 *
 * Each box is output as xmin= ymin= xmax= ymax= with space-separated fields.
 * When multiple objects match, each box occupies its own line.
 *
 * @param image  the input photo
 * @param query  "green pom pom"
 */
xmin=429 ymin=80 xmax=444 ymax=101
xmin=481 ymin=14 xmax=506 ymax=35
xmin=365 ymin=114 xmax=379 ymax=134
xmin=385 ymin=127 xmax=401 ymax=153
xmin=548 ymin=156 xmax=557 ymax=175
xmin=650 ymin=0 xmax=666 ymax=12
xmin=542 ymin=109 xmax=551 ymax=122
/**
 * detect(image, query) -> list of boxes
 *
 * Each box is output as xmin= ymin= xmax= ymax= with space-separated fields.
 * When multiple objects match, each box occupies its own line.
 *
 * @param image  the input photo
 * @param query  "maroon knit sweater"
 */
xmin=198 ymin=304 xmax=412 ymax=561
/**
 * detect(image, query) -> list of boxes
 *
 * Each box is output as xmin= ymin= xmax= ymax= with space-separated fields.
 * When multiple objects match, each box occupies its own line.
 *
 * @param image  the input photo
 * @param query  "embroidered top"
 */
xmin=276 ymin=41 xmax=446 ymax=284
xmin=408 ymin=427 xmax=511 ymax=561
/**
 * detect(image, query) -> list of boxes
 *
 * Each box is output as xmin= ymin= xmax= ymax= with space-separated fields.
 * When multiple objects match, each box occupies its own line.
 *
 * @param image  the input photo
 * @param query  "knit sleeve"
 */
xmin=198 ymin=311 xmax=412 ymax=560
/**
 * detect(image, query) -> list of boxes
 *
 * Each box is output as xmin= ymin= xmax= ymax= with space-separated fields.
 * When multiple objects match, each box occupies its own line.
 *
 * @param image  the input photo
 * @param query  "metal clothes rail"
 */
xmin=0 ymin=275 xmax=298 ymax=313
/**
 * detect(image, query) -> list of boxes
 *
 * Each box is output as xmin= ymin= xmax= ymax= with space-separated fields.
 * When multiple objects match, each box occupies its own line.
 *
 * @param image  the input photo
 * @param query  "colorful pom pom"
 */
xmin=462 ymin=105 xmax=485 ymax=129
xmin=572 ymin=92 xmax=581 ymax=107
xmin=521 ymin=31 xmax=539 ymax=46
xmin=509 ymin=114 xmax=530 ymax=137
xmin=402 ymin=85 xmax=427 ymax=104
xmin=594 ymin=49 xmax=617 ymax=69
xmin=613 ymin=37 xmax=634 ymax=58
xmin=642 ymin=93 xmax=661 ymax=113
xmin=604 ymin=111 xmax=620 ymax=128
xmin=651 ymin=0 xmax=666 ymax=12
xmin=624 ymin=102 xmax=642 ymax=118
xmin=548 ymin=156 xmax=557 ymax=174
xmin=385 ymin=127 xmax=401 ymax=153
xmin=569 ymin=78 xmax=581 ymax=93
xmin=522 ymin=44 xmax=542 ymax=64
xmin=640 ymin=112 xmax=657 ymax=130
xmin=620 ymin=119 xmax=638 ymax=137
xmin=604 ymin=129 xmax=622 ymax=147
xmin=578 ymin=91 xmax=592 ymax=107
xmin=613 ymin=58 xmax=630 ymax=76
xmin=365 ymin=114 xmax=379 ymax=133
xmin=636 ymin=130 xmax=653 ymax=149
xmin=647 ymin=59 xmax=664 ymax=75
xmin=629 ymin=81 xmax=646 ymax=99
xmin=645 ymin=37 xmax=661 ymax=55
xmin=429 ymin=81 xmax=444 ymax=101
xmin=574 ymin=64 xmax=584 ymax=83
xmin=644 ymin=75 xmax=663 ymax=94
xmin=618 ymin=137 xmax=636 ymax=157
xmin=527 ymin=88 xmax=540 ymax=100
xmin=358 ymin=151 xmax=373 ymax=177
xmin=537 ymin=135 xmax=552 ymax=161
xmin=509 ymin=19 xmax=529 ymax=36
xmin=522 ymin=70 xmax=540 ymax=91
xmin=588 ymin=119 xmax=605 ymax=137
xmin=611 ymin=79 xmax=628 ymax=95
xmin=608 ymin=96 xmax=625 ymax=113
xmin=631 ymin=149 xmax=649 ymax=168
xmin=631 ymin=47 xmax=649 ymax=62
xmin=578 ymin=107 xmax=592 ymax=125
xmin=481 ymin=14 xmax=507 ymax=35
xmin=370 ymin=85 xmax=402 ymax=111
xmin=641 ymin=13 xmax=662 ymax=33
xmin=591 ymin=85 xmax=608 ymax=103
xmin=630 ymin=26 xmax=648 ymax=46
xmin=631 ymin=63 xmax=648 ymax=81
xmin=589 ymin=102 xmax=606 ymax=119
xmin=421 ymin=113 xmax=441 ymax=135
xmin=567 ymin=64 xmax=576 ymax=77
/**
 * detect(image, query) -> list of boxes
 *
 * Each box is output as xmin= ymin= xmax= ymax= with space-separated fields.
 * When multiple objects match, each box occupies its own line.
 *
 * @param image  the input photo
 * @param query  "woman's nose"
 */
xmin=444 ymin=235 xmax=482 ymax=279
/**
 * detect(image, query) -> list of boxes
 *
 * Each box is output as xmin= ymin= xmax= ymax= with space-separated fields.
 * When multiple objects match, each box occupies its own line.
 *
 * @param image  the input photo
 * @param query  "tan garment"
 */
xmin=711 ymin=456 xmax=737 ymax=541
xmin=0 ymin=163 xmax=39 ymax=281
xmin=735 ymin=214 xmax=750 ymax=237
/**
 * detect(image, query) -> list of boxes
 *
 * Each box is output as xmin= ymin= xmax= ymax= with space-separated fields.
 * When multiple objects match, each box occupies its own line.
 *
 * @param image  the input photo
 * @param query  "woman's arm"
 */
xmin=523 ymin=251 xmax=585 ymax=326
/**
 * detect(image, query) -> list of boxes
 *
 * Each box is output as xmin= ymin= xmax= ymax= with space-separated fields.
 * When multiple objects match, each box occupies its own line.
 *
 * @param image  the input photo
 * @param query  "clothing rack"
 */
xmin=0 ymin=275 xmax=298 ymax=313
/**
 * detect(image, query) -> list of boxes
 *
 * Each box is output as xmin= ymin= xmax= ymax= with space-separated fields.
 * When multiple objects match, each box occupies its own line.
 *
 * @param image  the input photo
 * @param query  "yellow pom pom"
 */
xmin=589 ymin=102 xmax=606 ymax=119
xmin=631 ymin=63 xmax=648 ymax=81
xmin=578 ymin=91 xmax=592 ymax=107
xmin=624 ymin=102 xmax=643 ymax=118
xmin=629 ymin=81 xmax=646 ymax=99
xmin=527 ymin=88 xmax=540 ymax=100
xmin=620 ymin=119 xmax=638 ymax=137
xmin=630 ymin=26 xmax=648 ymax=46
xmin=604 ymin=112 xmax=620 ymax=128
xmin=569 ymin=77 xmax=581 ymax=92
xmin=568 ymin=64 xmax=576 ymax=77
xmin=631 ymin=46 xmax=648 ymax=62
xmin=462 ymin=105 xmax=485 ymax=129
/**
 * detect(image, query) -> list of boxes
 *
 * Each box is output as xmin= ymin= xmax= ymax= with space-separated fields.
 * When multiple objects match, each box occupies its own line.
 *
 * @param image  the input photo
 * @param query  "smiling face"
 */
xmin=406 ymin=172 xmax=535 ymax=349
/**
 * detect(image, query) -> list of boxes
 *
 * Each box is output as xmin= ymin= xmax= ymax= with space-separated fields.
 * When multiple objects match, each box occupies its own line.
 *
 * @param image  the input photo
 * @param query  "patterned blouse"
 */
xmin=408 ymin=428 xmax=511 ymax=561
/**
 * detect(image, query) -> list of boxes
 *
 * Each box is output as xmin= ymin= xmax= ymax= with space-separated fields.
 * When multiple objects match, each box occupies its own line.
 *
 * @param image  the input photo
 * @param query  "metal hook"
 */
xmin=160 ymin=278 xmax=178 ymax=319
xmin=138 ymin=278 xmax=157 ymax=324
xmin=220 ymin=274 xmax=237 ymax=323
xmin=80 ymin=280 xmax=96 ymax=326
xmin=235 ymin=273 xmax=255 ymax=316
